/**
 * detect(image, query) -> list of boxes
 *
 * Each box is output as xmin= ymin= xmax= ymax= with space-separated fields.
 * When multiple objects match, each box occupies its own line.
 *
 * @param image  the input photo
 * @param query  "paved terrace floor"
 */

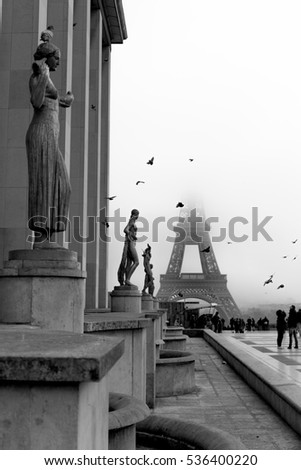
xmin=153 ymin=331 xmax=301 ymax=450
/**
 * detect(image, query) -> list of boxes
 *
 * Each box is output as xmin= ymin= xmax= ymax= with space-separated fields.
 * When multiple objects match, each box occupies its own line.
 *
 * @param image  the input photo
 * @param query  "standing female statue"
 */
xmin=26 ymin=26 xmax=73 ymax=247
xmin=142 ymin=244 xmax=155 ymax=297
xmin=118 ymin=209 xmax=140 ymax=286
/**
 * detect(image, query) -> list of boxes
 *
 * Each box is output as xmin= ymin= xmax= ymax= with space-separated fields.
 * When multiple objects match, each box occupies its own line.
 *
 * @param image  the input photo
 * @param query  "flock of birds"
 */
xmin=104 ymin=156 xmax=299 ymax=298
xmin=104 ymin=156 xmax=194 ymax=208
xmin=263 ymin=239 xmax=299 ymax=291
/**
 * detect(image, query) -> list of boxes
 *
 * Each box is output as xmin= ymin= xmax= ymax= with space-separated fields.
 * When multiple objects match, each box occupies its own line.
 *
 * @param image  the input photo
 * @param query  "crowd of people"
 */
xmin=209 ymin=305 xmax=301 ymax=351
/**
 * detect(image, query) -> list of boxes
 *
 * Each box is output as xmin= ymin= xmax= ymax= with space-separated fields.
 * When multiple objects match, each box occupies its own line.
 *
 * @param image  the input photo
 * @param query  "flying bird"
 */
xmin=227 ymin=241 xmax=232 ymax=244
xmin=136 ymin=181 xmax=145 ymax=185
xmin=201 ymin=246 xmax=210 ymax=253
xmin=101 ymin=220 xmax=109 ymax=228
xmin=263 ymin=278 xmax=273 ymax=286
xmin=178 ymin=292 xmax=183 ymax=298
xmin=91 ymin=104 xmax=96 ymax=110
xmin=277 ymin=284 xmax=285 ymax=289
xmin=176 ymin=202 xmax=184 ymax=208
xmin=147 ymin=157 xmax=154 ymax=165
xmin=105 ymin=196 xmax=117 ymax=200
xmin=293 ymin=256 xmax=297 ymax=260
xmin=292 ymin=239 xmax=298 ymax=244
xmin=188 ymin=158 xmax=194 ymax=162
xmin=73 ymin=23 xmax=77 ymax=28
xmin=282 ymin=256 xmax=288 ymax=258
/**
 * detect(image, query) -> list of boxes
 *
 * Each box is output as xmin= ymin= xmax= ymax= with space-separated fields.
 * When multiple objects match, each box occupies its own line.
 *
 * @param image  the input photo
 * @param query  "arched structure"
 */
xmin=157 ymin=205 xmax=241 ymax=322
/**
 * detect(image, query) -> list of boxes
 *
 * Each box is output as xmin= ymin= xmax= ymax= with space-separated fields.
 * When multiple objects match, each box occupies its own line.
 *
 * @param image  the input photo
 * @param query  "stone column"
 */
xmin=141 ymin=293 xmax=154 ymax=311
xmin=86 ymin=7 xmax=103 ymax=309
xmin=98 ymin=44 xmax=111 ymax=307
xmin=110 ymin=286 xmax=142 ymax=315
xmin=47 ymin=0 xmax=74 ymax=249
xmin=68 ymin=0 xmax=91 ymax=270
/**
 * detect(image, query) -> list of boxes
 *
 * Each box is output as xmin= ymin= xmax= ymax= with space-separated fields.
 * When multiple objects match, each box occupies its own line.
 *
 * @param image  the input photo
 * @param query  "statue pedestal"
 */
xmin=0 ymin=249 xmax=86 ymax=333
xmin=110 ymin=285 xmax=141 ymax=315
xmin=141 ymin=293 xmax=154 ymax=311
xmin=0 ymin=326 xmax=124 ymax=450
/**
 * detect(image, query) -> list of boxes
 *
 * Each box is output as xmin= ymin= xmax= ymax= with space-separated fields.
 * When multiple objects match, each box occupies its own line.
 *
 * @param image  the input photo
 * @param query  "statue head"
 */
xmin=142 ymin=243 xmax=151 ymax=258
xmin=34 ymin=26 xmax=61 ymax=71
xmin=40 ymin=25 xmax=54 ymax=42
xmin=130 ymin=209 xmax=139 ymax=219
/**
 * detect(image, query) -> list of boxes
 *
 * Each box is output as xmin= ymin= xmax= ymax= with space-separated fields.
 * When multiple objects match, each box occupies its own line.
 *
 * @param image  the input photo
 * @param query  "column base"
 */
xmin=0 ymin=249 xmax=86 ymax=333
xmin=110 ymin=285 xmax=142 ymax=314
xmin=141 ymin=293 xmax=154 ymax=311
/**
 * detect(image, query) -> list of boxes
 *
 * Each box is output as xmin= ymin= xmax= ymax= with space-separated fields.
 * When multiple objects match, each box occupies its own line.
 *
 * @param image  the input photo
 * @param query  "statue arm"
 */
xmin=59 ymin=91 xmax=74 ymax=108
xmin=29 ymin=72 xmax=49 ymax=109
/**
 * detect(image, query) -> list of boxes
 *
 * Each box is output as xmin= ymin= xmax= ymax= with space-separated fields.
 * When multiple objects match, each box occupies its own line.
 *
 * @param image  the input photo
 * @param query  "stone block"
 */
xmin=0 ymin=189 xmax=5 ymax=223
xmin=4 ymin=148 xmax=28 ymax=188
xmin=12 ymin=0 xmax=34 ymax=33
xmin=7 ymin=108 xmax=30 ymax=148
xmin=0 ymin=327 xmax=124 ymax=450
xmin=4 ymin=187 xmax=27 ymax=228
xmin=0 ymin=249 xmax=86 ymax=333
xmin=0 ymin=34 xmax=11 ymax=70
xmin=8 ymin=70 xmax=30 ymax=108
xmin=0 ymin=71 xmax=10 ymax=108
xmin=2 ymin=2 xmax=13 ymax=34
xmin=85 ymin=313 xmax=149 ymax=402
xmin=11 ymin=33 xmax=33 ymax=70
xmin=0 ymin=109 xmax=8 ymax=147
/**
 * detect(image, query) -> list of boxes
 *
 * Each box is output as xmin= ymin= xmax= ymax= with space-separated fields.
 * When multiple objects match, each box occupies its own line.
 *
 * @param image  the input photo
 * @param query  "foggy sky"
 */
xmin=107 ymin=0 xmax=301 ymax=307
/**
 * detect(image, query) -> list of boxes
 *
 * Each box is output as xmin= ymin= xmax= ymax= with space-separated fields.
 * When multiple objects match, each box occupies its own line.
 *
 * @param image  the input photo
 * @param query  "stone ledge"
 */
xmin=84 ymin=312 xmax=150 ymax=332
xmin=203 ymin=329 xmax=301 ymax=436
xmin=109 ymin=393 xmax=150 ymax=430
xmin=0 ymin=267 xmax=87 ymax=278
xmin=0 ymin=249 xmax=86 ymax=278
xmin=137 ymin=415 xmax=246 ymax=450
xmin=9 ymin=249 xmax=78 ymax=262
xmin=144 ymin=312 xmax=164 ymax=319
xmin=0 ymin=328 xmax=124 ymax=382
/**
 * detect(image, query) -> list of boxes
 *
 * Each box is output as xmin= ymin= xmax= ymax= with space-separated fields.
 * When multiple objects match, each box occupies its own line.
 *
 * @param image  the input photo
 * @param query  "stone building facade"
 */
xmin=0 ymin=0 xmax=127 ymax=308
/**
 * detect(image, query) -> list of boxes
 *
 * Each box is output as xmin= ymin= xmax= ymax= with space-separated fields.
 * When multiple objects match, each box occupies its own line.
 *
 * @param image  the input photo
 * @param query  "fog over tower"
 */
xmin=157 ymin=203 xmax=241 ymax=321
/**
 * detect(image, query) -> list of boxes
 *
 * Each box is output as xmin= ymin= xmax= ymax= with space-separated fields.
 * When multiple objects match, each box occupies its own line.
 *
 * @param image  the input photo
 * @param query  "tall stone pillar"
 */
xmin=68 ymin=0 xmax=91 ymax=271
xmin=98 ymin=44 xmax=111 ymax=308
xmin=86 ymin=8 xmax=103 ymax=309
xmin=0 ymin=0 xmax=48 ymax=265
xmin=47 ymin=0 xmax=74 ymax=247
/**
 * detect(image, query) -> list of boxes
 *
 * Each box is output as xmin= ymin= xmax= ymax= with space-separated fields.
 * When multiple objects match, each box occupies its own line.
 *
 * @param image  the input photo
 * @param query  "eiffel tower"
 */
xmin=157 ymin=205 xmax=241 ymax=322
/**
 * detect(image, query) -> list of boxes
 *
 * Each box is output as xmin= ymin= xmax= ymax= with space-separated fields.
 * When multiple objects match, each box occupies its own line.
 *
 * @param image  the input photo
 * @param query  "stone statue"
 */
xmin=142 ymin=244 xmax=155 ymax=297
xmin=117 ymin=209 xmax=140 ymax=287
xmin=26 ymin=26 xmax=74 ymax=248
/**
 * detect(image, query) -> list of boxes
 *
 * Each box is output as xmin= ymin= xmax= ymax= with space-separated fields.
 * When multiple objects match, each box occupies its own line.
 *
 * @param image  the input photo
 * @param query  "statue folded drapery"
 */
xmin=26 ymin=26 xmax=73 ymax=247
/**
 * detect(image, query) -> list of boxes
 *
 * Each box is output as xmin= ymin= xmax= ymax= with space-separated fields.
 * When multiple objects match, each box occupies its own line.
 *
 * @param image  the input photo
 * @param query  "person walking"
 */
xmin=287 ymin=305 xmax=298 ymax=349
xmin=211 ymin=311 xmax=221 ymax=333
xmin=296 ymin=309 xmax=301 ymax=337
xmin=276 ymin=310 xmax=286 ymax=349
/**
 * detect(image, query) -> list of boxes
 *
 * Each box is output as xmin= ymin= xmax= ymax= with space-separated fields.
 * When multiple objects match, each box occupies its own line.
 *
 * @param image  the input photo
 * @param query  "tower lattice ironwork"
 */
xmin=157 ymin=205 xmax=241 ymax=322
